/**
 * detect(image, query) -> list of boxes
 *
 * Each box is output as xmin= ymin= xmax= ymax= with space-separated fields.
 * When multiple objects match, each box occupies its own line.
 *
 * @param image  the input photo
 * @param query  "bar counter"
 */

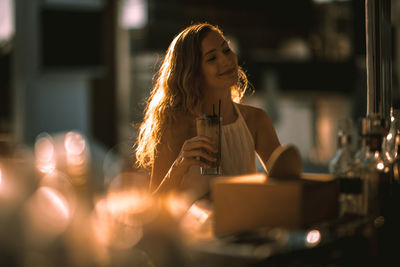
xmin=0 ymin=136 xmax=399 ymax=267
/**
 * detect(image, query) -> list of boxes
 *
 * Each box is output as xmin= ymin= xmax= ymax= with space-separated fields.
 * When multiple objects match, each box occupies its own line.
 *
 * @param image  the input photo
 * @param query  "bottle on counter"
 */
xmin=382 ymin=108 xmax=400 ymax=165
xmin=385 ymin=127 xmax=400 ymax=221
xmin=383 ymin=108 xmax=400 ymax=218
xmin=391 ymin=135 xmax=400 ymax=185
xmin=357 ymin=115 xmax=391 ymax=218
xmin=329 ymin=118 xmax=362 ymax=216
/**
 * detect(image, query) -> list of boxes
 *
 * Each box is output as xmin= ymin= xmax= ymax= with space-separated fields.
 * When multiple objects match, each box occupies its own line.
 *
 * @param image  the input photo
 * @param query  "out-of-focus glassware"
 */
xmin=357 ymin=116 xmax=390 ymax=217
xmin=329 ymin=118 xmax=363 ymax=216
xmin=381 ymin=109 xmax=400 ymax=221
xmin=391 ymin=135 xmax=400 ymax=184
xmin=382 ymin=108 xmax=400 ymax=164
xmin=352 ymin=118 xmax=371 ymax=216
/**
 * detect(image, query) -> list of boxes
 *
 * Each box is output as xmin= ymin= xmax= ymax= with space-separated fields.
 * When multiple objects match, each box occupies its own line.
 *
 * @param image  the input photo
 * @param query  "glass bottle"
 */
xmin=391 ymin=135 xmax=400 ymax=185
xmin=385 ymin=134 xmax=400 ymax=220
xmin=358 ymin=116 xmax=390 ymax=217
xmin=329 ymin=118 xmax=362 ymax=216
xmin=382 ymin=108 xmax=400 ymax=164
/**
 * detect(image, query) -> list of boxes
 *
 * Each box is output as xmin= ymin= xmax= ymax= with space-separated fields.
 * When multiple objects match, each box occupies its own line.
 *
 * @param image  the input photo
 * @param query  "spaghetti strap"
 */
xmin=233 ymin=102 xmax=243 ymax=119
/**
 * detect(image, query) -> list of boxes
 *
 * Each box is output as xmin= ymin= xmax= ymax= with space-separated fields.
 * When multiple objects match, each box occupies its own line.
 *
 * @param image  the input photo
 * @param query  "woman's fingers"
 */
xmin=176 ymin=151 xmax=211 ymax=169
xmin=183 ymin=136 xmax=217 ymax=153
xmin=174 ymin=135 xmax=219 ymax=171
xmin=182 ymin=149 xmax=216 ymax=163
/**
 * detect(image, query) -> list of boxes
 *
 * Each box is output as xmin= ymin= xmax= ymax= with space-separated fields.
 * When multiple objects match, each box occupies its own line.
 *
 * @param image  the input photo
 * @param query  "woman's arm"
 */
xmin=245 ymin=106 xmax=281 ymax=174
xmin=150 ymin=126 xmax=217 ymax=196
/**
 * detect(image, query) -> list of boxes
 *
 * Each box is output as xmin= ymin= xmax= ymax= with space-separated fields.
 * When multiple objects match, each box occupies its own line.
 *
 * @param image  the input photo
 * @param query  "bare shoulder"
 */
xmin=236 ymin=103 xmax=271 ymax=128
xmin=236 ymin=103 xmax=280 ymax=152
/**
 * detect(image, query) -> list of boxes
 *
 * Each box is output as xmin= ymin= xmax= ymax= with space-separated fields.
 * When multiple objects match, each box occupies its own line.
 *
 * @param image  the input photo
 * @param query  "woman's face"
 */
xmin=200 ymin=30 xmax=238 ymax=92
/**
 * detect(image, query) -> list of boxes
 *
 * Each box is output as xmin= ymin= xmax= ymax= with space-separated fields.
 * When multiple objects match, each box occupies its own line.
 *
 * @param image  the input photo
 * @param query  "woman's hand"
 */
xmin=151 ymin=135 xmax=217 ymax=195
xmin=173 ymin=135 xmax=217 ymax=174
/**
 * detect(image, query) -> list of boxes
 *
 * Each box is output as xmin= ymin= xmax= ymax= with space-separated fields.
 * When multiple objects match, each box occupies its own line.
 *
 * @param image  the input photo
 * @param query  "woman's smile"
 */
xmin=219 ymin=67 xmax=237 ymax=77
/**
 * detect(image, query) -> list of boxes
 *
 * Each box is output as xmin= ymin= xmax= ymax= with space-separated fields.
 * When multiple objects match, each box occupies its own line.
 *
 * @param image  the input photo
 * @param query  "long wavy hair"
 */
xmin=135 ymin=23 xmax=249 ymax=169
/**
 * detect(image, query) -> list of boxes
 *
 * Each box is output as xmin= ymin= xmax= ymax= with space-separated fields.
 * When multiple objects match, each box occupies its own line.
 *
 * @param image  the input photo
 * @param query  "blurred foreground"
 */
xmin=0 ymin=131 xmax=395 ymax=267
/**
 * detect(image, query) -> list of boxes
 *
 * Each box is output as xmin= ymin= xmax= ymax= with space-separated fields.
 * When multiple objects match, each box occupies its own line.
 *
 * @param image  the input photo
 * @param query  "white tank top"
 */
xmin=181 ymin=103 xmax=257 ymax=200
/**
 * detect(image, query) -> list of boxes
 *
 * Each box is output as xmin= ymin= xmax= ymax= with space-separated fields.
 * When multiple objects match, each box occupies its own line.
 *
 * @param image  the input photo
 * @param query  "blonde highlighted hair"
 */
xmin=135 ymin=23 xmax=249 ymax=169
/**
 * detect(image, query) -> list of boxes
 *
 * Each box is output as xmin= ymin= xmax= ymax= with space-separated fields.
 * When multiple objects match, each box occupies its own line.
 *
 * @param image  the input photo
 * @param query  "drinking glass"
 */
xmin=196 ymin=115 xmax=222 ymax=175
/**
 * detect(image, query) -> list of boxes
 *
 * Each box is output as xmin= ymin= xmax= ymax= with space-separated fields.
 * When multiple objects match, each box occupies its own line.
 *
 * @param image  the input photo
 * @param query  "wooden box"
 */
xmin=211 ymin=173 xmax=339 ymax=237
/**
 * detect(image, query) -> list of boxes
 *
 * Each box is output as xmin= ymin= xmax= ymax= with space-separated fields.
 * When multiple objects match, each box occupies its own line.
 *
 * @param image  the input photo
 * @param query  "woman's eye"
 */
xmin=207 ymin=56 xmax=216 ymax=62
xmin=223 ymin=48 xmax=231 ymax=54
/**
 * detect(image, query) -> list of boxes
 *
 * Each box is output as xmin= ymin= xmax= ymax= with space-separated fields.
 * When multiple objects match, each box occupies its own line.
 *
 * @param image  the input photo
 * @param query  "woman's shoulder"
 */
xmin=236 ymin=103 xmax=269 ymax=122
xmin=236 ymin=102 xmax=274 ymax=137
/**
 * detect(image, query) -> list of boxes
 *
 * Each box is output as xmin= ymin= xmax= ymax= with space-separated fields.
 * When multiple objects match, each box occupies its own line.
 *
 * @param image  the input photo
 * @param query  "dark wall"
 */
xmin=0 ymin=53 xmax=11 ymax=131
xmin=90 ymin=0 xmax=117 ymax=149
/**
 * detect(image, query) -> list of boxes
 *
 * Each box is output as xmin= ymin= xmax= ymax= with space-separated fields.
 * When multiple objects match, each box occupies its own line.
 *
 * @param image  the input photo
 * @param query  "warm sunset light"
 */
xmin=106 ymin=189 xmax=152 ymax=217
xmin=165 ymin=192 xmax=192 ymax=218
xmin=3 ymin=1 xmax=396 ymax=265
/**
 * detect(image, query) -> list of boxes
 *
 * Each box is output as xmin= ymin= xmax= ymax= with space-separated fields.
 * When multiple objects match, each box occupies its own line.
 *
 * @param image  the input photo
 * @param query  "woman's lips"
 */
xmin=219 ymin=68 xmax=236 ymax=76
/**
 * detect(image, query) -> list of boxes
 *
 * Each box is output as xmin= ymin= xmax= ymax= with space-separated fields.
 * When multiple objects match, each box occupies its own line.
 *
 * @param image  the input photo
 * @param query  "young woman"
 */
xmin=135 ymin=23 xmax=281 ymax=197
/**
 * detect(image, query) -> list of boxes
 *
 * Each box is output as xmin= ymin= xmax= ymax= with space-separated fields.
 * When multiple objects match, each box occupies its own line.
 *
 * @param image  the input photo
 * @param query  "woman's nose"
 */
xmin=220 ymin=53 xmax=233 ymax=66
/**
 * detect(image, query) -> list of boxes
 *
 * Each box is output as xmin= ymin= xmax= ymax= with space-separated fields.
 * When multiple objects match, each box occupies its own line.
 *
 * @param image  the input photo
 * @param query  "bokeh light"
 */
xmin=64 ymin=131 xmax=86 ymax=156
xmin=180 ymin=200 xmax=213 ymax=240
xmin=165 ymin=191 xmax=193 ymax=219
xmin=64 ymin=131 xmax=90 ymax=184
xmin=91 ymin=197 xmax=144 ymax=249
xmin=305 ymin=229 xmax=321 ymax=247
xmin=34 ymin=133 xmax=56 ymax=174
xmin=39 ymin=170 xmax=77 ymax=216
xmin=24 ymin=186 xmax=71 ymax=245
xmin=0 ymin=166 xmax=2 ymax=188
